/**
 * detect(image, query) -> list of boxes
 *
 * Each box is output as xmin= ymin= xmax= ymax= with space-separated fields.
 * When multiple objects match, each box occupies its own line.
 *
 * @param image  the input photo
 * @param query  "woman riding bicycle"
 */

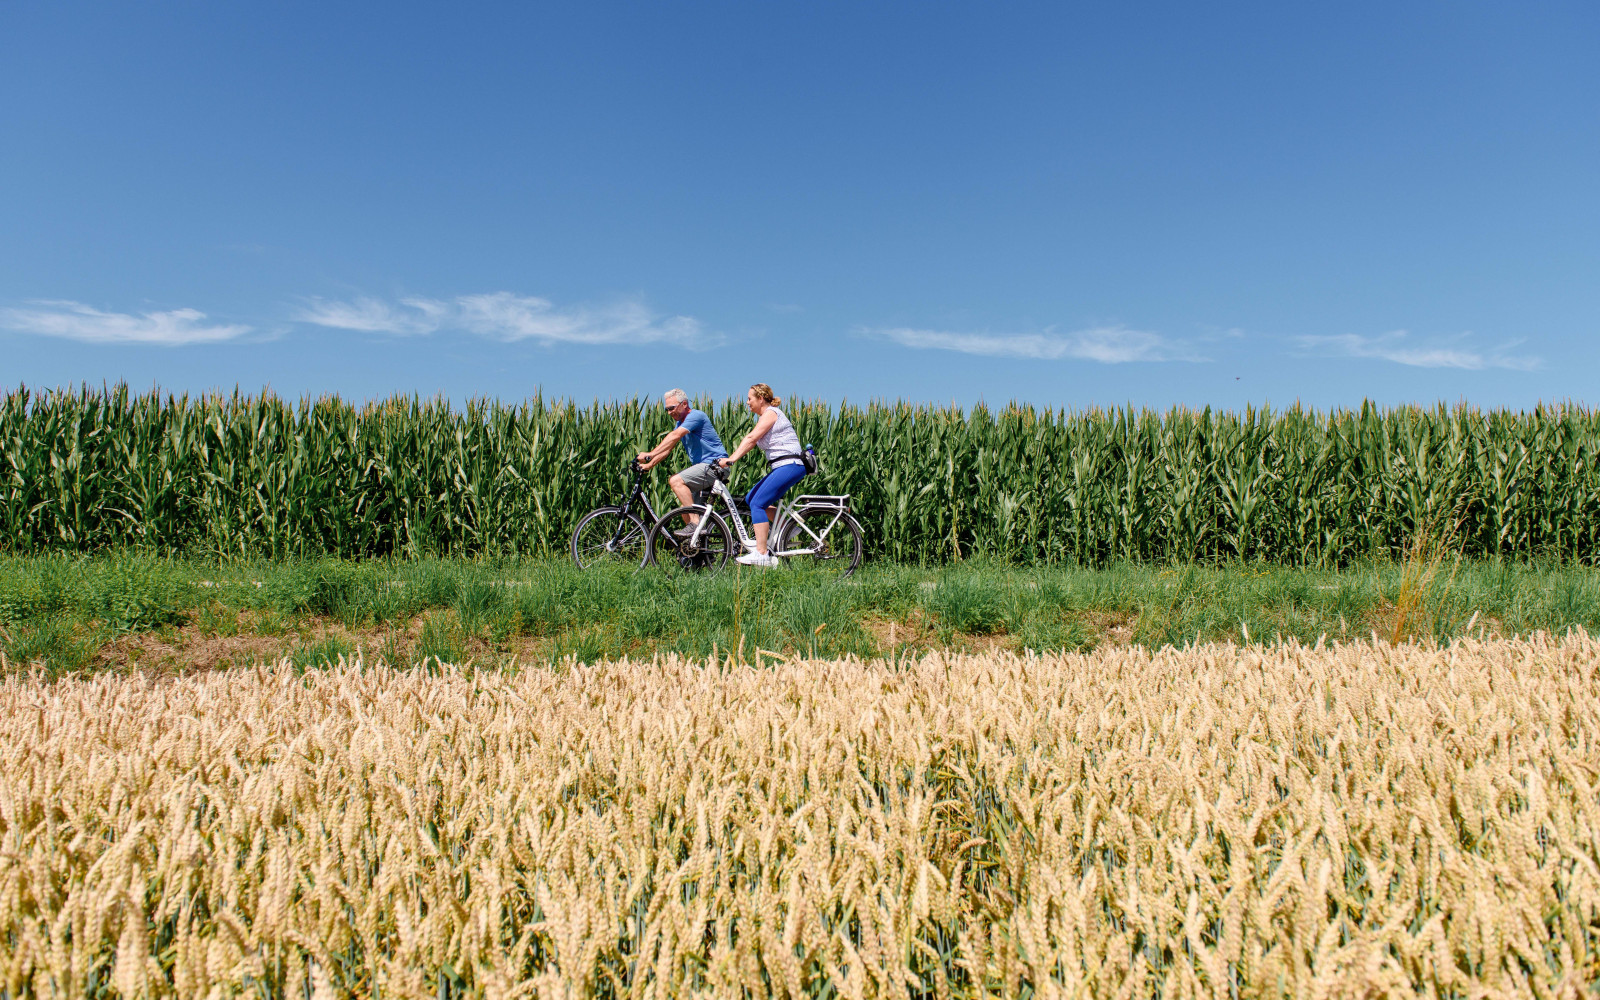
xmin=718 ymin=383 xmax=806 ymax=567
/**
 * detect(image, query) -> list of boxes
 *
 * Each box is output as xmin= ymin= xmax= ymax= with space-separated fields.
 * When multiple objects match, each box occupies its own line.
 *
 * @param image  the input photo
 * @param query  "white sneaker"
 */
xmin=736 ymin=551 xmax=780 ymax=567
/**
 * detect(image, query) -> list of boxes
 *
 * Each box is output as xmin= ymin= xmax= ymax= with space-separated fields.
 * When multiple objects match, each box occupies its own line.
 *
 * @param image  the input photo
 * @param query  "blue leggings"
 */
xmin=745 ymin=464 xmax=807 ymax=524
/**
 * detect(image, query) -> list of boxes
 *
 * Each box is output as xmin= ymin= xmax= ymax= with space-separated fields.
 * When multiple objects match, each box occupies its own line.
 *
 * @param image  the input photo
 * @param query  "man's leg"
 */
xmin=673 ymin=463 xmax=718 ymax=530
xmin=667 ymin=471 xmax=698 ymax=525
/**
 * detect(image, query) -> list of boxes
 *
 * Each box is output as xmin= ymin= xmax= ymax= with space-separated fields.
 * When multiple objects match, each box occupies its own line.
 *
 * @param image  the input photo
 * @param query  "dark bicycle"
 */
xmin=569 ymin=460 xmax=660 ymax=569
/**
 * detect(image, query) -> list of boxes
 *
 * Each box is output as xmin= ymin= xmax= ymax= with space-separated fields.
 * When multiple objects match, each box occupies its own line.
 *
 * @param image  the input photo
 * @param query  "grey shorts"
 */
xmin=675 ymin=461 xmax=718 ymax=503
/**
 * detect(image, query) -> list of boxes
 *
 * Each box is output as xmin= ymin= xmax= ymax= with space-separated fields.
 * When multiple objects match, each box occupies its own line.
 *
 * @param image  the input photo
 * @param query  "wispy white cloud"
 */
xmin=0 ymin=300 xmax=251 ymax=345
xmin=294 ymin=296 xmax=444 ymax=335
xmin=1296 ymin=331 xmax=1540 ymax=371
xmin=297 ymin=292 xmax=716 ymax=349
xmin=868 ymin=325 xmax=1205 ymax=363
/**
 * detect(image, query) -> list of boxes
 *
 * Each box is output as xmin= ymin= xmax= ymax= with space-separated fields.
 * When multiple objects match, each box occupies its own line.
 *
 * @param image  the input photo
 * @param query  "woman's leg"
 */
xmin=742 ymin=475 xmax=771 ymax=553
xmin=744 ymin=465 xmax=807 ymax=555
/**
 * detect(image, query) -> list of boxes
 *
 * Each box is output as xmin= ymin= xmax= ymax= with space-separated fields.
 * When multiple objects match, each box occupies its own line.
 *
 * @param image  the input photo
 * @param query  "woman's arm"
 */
xmin=720 ymin=410 xmax=777 ymax=466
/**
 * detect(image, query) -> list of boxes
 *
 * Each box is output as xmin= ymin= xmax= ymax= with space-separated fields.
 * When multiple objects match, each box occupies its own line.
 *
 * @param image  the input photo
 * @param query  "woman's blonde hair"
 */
xmin=749 ymin=383 xmax=781 ymax=407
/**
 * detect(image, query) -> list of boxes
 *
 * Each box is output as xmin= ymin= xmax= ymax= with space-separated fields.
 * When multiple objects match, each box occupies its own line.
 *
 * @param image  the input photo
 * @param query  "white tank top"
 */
xmin=755 ymin=407 xmax=803 ymax=465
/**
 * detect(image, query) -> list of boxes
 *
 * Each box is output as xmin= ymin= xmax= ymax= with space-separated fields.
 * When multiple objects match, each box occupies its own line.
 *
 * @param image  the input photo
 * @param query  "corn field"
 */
xmin=5 ymin=384 xmax=1600 ymax=564
xmin=4 ymin=636 xmax=1600 ymax=997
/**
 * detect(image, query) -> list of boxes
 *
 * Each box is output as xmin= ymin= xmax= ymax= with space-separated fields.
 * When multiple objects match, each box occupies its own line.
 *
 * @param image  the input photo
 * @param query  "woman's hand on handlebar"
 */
xmin=717 ymin=456 xmax=734 ymax=469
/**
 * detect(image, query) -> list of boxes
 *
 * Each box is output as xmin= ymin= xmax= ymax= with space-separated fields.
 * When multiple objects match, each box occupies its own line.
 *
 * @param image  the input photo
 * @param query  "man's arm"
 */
xmin=637 ymin=427 xmax=689 ymax=469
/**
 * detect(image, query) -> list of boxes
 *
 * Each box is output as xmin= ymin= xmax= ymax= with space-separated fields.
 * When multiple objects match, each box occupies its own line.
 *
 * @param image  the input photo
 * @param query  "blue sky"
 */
xmin=2 ymin=1 xmax=1596 ymax=409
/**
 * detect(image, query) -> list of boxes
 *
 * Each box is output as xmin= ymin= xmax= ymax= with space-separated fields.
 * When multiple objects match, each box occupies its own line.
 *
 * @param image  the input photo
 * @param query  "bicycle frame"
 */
xmin=609 ymin=465 xmax=661 ymax=541
xmin=772 ymin=497 xmax=849 ymax=556
xmin=681 ymin=478 xmax=848 ymax=558
xmin=621 ymin=479 xmax=660 ymax=528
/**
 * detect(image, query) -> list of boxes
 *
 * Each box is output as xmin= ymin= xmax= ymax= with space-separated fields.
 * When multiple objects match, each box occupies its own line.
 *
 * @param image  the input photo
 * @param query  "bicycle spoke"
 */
xmin=572 ymin=508 xmax=648 ymax=569
xmin=648 ymin=505 xmax=731 ymax=576
xmin=777 ymin=505 xmax=862 ymax=577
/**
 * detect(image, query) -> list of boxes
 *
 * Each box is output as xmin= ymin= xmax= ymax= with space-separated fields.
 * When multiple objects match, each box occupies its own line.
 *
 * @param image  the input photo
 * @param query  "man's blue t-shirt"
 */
xmin=677 ymin=408 xmax=728 ymax=465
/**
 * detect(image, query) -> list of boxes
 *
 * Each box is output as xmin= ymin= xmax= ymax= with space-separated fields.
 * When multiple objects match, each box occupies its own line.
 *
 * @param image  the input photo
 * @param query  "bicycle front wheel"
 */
xmin=777 ymin=506 xmax=863 ymax=578
xmin=646 ymin=506 xmax=733 ymax=577
xmin=571 ymin=507 xmax=649 ymax=569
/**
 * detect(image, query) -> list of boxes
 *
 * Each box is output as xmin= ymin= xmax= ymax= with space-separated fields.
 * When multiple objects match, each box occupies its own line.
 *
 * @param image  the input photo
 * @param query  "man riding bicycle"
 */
xmin=636 ymin=388 xmax=728 ymax=537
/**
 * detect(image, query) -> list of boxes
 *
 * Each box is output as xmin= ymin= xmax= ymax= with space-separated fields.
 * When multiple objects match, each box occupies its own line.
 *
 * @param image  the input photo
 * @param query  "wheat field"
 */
xmin=4 ymin=638 xmax=1600 ymax=998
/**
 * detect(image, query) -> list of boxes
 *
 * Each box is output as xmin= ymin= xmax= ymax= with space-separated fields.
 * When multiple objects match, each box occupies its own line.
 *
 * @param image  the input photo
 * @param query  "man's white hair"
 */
xmin=663 ymin=388 xmax=689 ymax=406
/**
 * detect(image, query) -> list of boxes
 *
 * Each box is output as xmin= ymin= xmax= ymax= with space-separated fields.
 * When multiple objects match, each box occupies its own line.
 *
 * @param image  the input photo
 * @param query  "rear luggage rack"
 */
xmin=795 ymin=494 xmax=851 ymax=510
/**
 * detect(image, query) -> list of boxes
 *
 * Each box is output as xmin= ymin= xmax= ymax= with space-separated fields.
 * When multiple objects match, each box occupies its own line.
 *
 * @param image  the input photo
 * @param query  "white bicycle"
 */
xmin=644 ymin=462 xmax=863 ymax=577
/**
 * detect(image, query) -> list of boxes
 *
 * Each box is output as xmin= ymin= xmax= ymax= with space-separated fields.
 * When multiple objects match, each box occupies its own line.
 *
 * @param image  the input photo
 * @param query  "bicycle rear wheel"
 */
xmin=571 ymin=507 xmax=648 ymax=569
xmin=647 ymin=506 xmax=733 ymax=577
xmin=776 ymin=506 xmax=863 ymax=578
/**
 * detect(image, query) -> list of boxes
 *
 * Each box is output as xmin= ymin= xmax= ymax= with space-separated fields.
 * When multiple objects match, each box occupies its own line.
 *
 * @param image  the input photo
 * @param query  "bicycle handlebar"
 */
xmin=630 ymin=457 xmax=732 ymax=481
